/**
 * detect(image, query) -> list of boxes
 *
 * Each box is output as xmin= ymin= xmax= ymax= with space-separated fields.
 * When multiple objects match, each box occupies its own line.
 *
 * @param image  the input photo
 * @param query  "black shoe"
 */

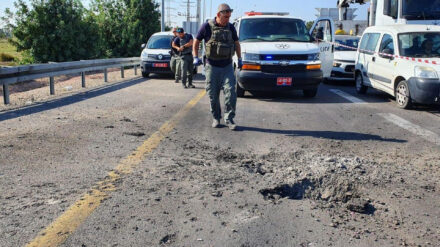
xmin=182 ymin=84 xmax=188 ymax=89
xmin=175 ymin=79 xmax=179 ymax=83
xmin=188 ymin=84 xmax=195 ymax=88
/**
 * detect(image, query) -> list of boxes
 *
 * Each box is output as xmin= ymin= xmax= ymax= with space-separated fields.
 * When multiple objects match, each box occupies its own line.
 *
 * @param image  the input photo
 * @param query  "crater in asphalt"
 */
xmin=159 ymin=233 xmax=176 ymax=245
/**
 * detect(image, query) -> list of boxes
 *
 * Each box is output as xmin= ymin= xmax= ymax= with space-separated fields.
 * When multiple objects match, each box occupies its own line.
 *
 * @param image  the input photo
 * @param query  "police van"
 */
xmin=140 ymin=31 xmax=174 ymax=78
xmin=233 ymin=12 xmax=335 ymax=97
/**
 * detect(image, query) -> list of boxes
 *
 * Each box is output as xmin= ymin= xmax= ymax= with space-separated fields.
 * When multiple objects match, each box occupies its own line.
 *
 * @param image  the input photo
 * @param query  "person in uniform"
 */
xmin=170 ymin=27 xmax=181 ymax=83
xmin=192 ymin=3 xmax=242 ymax=130
xmin=172 ymin=28 xmax=195 ymax=88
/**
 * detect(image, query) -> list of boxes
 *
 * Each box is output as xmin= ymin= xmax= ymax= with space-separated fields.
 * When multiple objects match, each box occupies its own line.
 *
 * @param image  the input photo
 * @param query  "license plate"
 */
xmin=153 ymin=63 xmax=168 ymax=68
xmin=277 ymin=77 xmax=292 ymax=86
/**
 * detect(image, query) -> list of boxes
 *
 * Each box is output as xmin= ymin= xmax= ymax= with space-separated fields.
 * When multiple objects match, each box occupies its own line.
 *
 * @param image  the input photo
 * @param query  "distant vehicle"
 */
xmin=233 ymin=12 xmax=335 ymax=97
xmin=338 ymin=0 xmax=440 ymax=27
xmin=355 ymin=25 xmax=440 ymax=109
xmin=140 ymin=32 xmax=174 ymax=78
xmin=328 ymin=35 xmax=360 ymax=82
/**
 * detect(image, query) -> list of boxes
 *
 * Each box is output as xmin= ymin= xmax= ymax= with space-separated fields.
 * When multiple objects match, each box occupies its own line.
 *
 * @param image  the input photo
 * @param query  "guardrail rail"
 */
xmin=0 ymin=57 xmax=141 ymax=105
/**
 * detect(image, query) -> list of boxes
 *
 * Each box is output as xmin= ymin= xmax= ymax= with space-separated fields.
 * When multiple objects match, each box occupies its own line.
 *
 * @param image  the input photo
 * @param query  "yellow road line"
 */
xmin=26 ymin=90 xmax=206 ymax=247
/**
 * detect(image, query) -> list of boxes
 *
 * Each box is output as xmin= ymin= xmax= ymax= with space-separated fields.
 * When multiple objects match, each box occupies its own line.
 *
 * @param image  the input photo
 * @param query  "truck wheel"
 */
xmin=355 ymin=73 xmax=367 ymax=94
xmin=395 ymin=80 xmax=412 ymax=109
xmin=303 ymin=88 xmax=318 ymax=97
xmin=142 ymin=72 xmax=149 ymax=78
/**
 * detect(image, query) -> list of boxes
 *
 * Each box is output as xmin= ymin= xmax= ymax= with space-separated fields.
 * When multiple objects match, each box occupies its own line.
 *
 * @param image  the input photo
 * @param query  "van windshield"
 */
xmin=402 ymin=0 xmax=440 ymax=20
xmin=398 ymin=32 xmax=440 ymax=58
xmin=147 ymin=35 xmax=173 ymax=49
xmin=239 ymin=18 xmax=312 ymax=42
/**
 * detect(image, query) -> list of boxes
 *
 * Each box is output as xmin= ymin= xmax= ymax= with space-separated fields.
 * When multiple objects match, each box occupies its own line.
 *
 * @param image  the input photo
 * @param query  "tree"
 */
xmin=91 ymin=0 xmax=160 ymax=57
xmin=305 ymin=21 xmax=314 ymax=31
xmin=3 ymin=0 xmax=100 ymax=63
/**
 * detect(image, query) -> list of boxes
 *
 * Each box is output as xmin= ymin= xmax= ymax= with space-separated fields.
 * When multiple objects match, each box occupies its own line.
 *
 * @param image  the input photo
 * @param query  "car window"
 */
xmin=359 ymin=33 xmax=370 ymax=52
xmin=239 ymin=18 xmax=312 ymax=42
xmin=379 ymin=34 xmax=395 ymax=55
xmin=335 ymin=37 xmax=360 ymax=51
xmin=363 ymin=33 xmax=380 ymax=55
xmin=399 ymin=32 xmax=440 ymax=58
xmin=147 ymin=35 xmax=173 ymax=49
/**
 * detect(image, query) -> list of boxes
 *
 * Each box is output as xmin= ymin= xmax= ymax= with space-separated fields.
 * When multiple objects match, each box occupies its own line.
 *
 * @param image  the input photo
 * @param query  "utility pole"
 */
xmin=161 ymin=0 xmax=165 ymax=31
xmin=196 ymin=0 xmax=201 ymax=27
xmin=186 ymin=0 xmax=191 ymax=23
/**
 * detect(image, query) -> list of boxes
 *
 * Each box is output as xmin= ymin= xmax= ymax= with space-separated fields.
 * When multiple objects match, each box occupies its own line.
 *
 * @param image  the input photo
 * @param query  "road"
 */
xmin=0 ymin=73 xmax=439 ymax=247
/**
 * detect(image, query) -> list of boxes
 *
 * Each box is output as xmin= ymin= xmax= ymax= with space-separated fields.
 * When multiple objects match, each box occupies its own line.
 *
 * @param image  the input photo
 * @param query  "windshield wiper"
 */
xmin=241 ymin=38 xmax=270 ymax=42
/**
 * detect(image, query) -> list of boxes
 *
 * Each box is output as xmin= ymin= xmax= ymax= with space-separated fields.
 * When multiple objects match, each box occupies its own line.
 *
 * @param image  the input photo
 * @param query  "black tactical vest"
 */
xmin=179 ymin=34 xmax=192 ymax=55
xmin=206 ymin=20 xmax=235 ymax=61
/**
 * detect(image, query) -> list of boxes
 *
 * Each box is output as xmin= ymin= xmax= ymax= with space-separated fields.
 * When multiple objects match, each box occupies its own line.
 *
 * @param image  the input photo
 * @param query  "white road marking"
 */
xmin=378 ymin=113 xmax=440 ymax=146
xmin=329 ymin=89 xmax=367 ymax=104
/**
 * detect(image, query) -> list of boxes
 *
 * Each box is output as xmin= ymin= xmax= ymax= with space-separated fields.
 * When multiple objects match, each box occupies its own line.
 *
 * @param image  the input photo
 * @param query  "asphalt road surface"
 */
xmin=1 ymin=73 xmax=439 ymax=247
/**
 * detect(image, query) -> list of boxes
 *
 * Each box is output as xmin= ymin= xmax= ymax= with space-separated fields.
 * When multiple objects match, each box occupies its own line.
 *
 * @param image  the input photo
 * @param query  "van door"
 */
xmin=310 ymin=18 xmax=335 ymax=78
xmin=369 ymin=33 xmax=396 ymax=94
xmin=361 ymin=33 xmax=382 ymax=87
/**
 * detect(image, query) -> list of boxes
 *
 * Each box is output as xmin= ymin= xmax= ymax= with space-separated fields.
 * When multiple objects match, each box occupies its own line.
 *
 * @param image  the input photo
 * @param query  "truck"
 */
xmin=337 ymin=0 xmax=440 ymax=26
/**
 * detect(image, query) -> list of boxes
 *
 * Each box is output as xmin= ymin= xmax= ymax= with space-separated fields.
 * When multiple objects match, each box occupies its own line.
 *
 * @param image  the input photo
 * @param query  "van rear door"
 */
xmin=310 ymin=18 xmax=335 ymax=78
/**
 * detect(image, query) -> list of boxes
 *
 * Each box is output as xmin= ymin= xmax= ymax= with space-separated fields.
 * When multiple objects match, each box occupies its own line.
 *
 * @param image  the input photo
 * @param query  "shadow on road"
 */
xmin=238 ymin=126 xmax=406 ymax=143
xmin=0 ymin=77 xmax=146 ymax=122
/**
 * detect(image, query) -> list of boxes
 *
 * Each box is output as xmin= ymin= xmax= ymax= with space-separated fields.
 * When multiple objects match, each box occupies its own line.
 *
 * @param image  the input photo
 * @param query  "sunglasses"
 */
xmin=220 ymin=9 xmax=233 ymax=14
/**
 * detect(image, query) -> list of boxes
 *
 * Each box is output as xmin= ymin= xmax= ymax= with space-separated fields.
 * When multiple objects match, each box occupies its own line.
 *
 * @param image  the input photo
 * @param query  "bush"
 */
xmin=0 ymin=53 xmax=15 ymax=62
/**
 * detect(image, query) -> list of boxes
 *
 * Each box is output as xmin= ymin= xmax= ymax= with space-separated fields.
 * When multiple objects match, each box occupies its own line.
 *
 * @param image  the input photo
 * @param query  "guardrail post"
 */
xmin=81 ymin=72 xmax=86 ymax=88
xmin=49 ymin=77 xmax=55 ymax=95
xmin=121 ymin=66 xmax=124 ymax=78
xmin=134 ymin=65 xmax=137 ymax=75
xmin=104 ymin=69 xmax=108 ymax=82
xmin=3 ymin=84 xmax=10 ymax=105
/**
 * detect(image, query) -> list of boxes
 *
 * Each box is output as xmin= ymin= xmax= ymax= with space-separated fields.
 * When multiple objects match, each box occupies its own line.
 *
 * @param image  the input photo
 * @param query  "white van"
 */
xmin=140 ymin=32 xmax=174 ymax=78
xmin=233 ymin=13 xmax=335 ymax=97
xmin=355 ymin=25 xmax=440 ymax=109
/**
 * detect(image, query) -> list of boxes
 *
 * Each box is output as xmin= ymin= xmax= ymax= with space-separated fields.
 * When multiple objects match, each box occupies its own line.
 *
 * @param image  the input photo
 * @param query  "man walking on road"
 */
xmin=173 ymin=28 xmax=195 ymax=88
xmin=193 ymin=3 xmax=242 ymax=130
xmin=170 ymin=27 xmax=181 ymax=83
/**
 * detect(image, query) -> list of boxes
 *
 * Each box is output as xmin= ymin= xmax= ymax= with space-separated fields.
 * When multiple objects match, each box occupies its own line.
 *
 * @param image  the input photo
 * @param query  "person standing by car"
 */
xmin=192 ymin=3 xmax=242 ymax=130
xmin=172 ymin=28 xmax=195 ymax=88
xmin=170 ymin=27 xmax=181 ymax=83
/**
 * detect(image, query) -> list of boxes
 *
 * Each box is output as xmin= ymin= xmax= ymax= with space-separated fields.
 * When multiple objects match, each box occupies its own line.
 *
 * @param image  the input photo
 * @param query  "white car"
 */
xmin=140 ymin=32 xmax=174 ymax=78
xmin=233 ymin=13 xmax=335 ymax=97
xmin=328 ymin=35 xmax=360 ymax=81
xmin=355 ymin=25 xmax=440 ymax=109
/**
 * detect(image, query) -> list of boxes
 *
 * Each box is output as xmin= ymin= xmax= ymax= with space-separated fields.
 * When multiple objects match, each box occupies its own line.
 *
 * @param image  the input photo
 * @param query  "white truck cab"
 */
xmin=233 ymin=12 xmax=335 ymax=97
xmin=355 ymin=25 xmax=440 ymax=108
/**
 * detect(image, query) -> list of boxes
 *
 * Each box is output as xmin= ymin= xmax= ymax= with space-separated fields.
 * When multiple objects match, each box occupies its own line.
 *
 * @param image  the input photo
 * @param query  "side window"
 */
xmin=379 ymin=34 xmax=395 ymax=55
xmin=312 ymin=20 xmax=332 ymax=42
xmin=390 ymin=0 xmax=398 ymax=19
xmin=365 ymin=33 xmax=381 ymax=54
xmin=359 ymin=33 xmax=370 ymax=53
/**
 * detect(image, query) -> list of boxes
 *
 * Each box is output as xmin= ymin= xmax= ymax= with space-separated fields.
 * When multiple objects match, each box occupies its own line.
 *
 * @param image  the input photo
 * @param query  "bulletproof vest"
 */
xmin=206 ymin=20 xmax=235 ymax=61
xmin=179 ymin=34 xmax=192 ymax=55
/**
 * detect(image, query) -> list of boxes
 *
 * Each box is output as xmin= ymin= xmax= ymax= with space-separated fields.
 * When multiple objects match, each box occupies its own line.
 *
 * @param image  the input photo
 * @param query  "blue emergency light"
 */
xmin=265 ymin=55 xmax=273 ymax=60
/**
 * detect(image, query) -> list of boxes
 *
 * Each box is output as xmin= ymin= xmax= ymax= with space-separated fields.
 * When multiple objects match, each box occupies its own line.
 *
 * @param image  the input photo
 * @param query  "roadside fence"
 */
xmin=0 ymin=57 xmax=141 ymax=105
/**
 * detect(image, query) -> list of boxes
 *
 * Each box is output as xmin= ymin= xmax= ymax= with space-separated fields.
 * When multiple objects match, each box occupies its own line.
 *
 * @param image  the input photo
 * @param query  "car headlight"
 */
xmin=333 ymin=62 xmax=342 ymax=67
xmin=414 ymin=66 xmax=438 ymax=79
xmin=141 ymin=50 xmax=148 ymax=59
xmin=307 ymin=53 xmax=319 ymax=61
xmin=243 ymin=53 xmax=260 ymax=61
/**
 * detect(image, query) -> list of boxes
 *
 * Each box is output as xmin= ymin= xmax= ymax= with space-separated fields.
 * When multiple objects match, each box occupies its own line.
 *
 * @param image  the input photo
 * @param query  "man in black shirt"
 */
xmin=173 ymin=28 xmax=195 ymax=88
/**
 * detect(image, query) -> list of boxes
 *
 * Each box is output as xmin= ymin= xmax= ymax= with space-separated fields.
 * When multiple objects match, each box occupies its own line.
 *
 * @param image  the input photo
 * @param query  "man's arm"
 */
xmin=172 ymin=40 xmax=180 ymax=50
xmin=193 ymin=39 xmax=201 ymax=57
xmin=235 ymin=41 xmax=241 ymax=59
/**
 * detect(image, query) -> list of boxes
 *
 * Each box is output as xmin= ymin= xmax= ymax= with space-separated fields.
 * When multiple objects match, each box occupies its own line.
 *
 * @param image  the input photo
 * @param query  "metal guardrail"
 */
xmin=0 ymin=57 xmax=141 ymax=104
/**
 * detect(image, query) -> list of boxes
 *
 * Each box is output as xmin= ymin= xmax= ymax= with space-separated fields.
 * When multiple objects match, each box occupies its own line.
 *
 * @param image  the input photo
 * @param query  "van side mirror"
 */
xmin=380 ymin=49 xmax=394 ymax=60
xmin=141 ymin=44 xmax=146 ymax=49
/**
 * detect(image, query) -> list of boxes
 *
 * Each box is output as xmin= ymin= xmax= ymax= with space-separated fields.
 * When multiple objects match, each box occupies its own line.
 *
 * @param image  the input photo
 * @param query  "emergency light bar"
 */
xmin=244 ymin=11 xmax=289 ymax=16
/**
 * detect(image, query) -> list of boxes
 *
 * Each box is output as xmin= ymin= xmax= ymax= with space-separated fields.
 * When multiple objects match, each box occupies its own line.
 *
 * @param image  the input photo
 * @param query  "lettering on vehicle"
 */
xmin=320 ymin=46 xmax=330 ymax=52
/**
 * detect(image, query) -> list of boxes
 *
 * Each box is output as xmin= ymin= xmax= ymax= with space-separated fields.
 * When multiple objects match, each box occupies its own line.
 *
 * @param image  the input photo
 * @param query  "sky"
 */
xmin=1 ymin=0 xmax=370 ymax=27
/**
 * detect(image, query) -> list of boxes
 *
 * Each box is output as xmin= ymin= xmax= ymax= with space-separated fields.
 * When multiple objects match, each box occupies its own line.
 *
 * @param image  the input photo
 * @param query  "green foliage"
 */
xmin=91 ymin=0 xmax=160 ymax=57
xmin=305 ymin=21 xmax=314 ymax=31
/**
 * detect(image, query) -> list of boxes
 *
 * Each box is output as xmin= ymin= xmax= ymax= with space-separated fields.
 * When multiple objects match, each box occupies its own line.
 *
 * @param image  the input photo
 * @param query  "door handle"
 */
xmin=372 ymin=57 xmax=376 ymax=62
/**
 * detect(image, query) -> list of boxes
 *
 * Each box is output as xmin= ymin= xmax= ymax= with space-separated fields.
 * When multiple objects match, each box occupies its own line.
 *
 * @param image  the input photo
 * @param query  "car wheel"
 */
xmin=303 ymin=88 xmax=318 ymax=97
xmin=355 ymin=73 xmax=367 ymax=94
xmin=395 ymin=80 xmax=412 ymax=109
xmin=142 ymin=72 xmax=149 ymax=78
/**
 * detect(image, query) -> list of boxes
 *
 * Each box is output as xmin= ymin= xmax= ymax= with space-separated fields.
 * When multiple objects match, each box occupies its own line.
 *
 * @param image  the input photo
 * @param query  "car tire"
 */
xmin=395 ymin=80 xmax=412 ymax=109
xmin=142 ymin=72 xmax=149 ymax=78
xmin=303 ymin=88 xmax=318 ymax=98
xmin=355 ymin=73 xmax=367 ymax=94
